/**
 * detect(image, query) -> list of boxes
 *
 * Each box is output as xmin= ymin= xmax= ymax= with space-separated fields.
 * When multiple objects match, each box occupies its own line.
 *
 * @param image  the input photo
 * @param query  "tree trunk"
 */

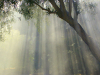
xmin=65 ymin=18 xmax=100 ymax=62
xmin=49 ymin=0 xmax=100 ymax=62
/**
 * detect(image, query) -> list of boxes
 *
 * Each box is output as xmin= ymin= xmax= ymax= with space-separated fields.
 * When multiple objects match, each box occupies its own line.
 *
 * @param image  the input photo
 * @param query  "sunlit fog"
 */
xmin=0 ymin=0 xmax=100 ymax=75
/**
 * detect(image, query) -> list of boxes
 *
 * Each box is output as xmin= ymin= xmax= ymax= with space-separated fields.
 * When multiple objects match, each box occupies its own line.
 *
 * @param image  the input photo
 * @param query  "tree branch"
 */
xmin=58 ymin=0 xmax=71 ymax=19
xmin=58 ymin=0 xmax=66 ymax=12
xmin=73 ymin=0 xmax=79 ymax=20
xmin=69 ymin=0 xmax=73 ymax=16
xmin=33 ymin=1 xmax=56 ymax=14
xmin=49 ymin=0 xmax=63 ymax=18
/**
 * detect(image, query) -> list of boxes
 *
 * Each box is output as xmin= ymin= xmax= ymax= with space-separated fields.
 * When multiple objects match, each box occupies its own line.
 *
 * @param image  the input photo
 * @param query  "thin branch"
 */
xmin=33 ymin=1 xmax=56 ymax=14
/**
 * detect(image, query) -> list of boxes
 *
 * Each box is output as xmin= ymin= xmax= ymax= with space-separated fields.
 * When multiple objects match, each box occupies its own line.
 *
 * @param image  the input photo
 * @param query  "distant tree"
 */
xmin=0 ymin=0 xmax=100 ymax=62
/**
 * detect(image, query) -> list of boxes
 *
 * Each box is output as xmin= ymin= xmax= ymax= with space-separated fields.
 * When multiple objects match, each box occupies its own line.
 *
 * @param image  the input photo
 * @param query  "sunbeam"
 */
xmin=0 ymin=0 xmax=100 ymax=75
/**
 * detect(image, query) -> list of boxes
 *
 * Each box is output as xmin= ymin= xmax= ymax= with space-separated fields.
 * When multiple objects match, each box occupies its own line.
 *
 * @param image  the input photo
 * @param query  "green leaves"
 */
xmin=18 ymin=1 xmax=34 ymax=20
xmin=0 ymin=8 xmax=14 ymax=41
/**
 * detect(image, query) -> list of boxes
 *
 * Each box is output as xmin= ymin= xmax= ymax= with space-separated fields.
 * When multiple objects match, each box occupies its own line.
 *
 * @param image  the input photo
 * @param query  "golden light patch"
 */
xmin=10 ymin=67 xmax=15 ymax=69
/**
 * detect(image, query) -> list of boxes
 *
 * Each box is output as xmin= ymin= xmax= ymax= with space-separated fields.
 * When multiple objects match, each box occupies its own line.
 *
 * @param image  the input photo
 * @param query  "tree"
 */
xmin=20 ymin=0 xmax=100 ymax=62
xmin=0 ymin=0 xmax=100 ymax=62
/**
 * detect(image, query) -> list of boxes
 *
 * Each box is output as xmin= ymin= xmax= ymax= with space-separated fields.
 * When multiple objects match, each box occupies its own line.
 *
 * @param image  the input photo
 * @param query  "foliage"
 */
xmin=0 ymin=7 xmax=14 ymax=41
xmin=78 ymin=1 xmax=97 ymax=14
xmin=0 ymin=0 xmax=97 ymax=41
xmin=18 ymin=0 xmax=35 ymax=20
xmin=17 ymin=0 xmax=97 ymax=20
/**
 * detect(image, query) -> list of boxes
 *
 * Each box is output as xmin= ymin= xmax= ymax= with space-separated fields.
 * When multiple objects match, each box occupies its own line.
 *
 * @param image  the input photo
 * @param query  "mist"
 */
xmin=0 ymin=1 xmax=100 ymax=75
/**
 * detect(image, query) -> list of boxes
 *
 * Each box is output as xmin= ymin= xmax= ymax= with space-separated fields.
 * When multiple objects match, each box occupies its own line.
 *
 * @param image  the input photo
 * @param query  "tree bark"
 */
xmin=65 ymin=18 xmax=100 ymax=62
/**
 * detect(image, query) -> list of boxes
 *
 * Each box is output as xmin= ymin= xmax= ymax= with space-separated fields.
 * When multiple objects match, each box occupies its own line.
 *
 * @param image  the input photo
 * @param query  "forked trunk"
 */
xmin=49 ymin=0 xmax=100 ymax=62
